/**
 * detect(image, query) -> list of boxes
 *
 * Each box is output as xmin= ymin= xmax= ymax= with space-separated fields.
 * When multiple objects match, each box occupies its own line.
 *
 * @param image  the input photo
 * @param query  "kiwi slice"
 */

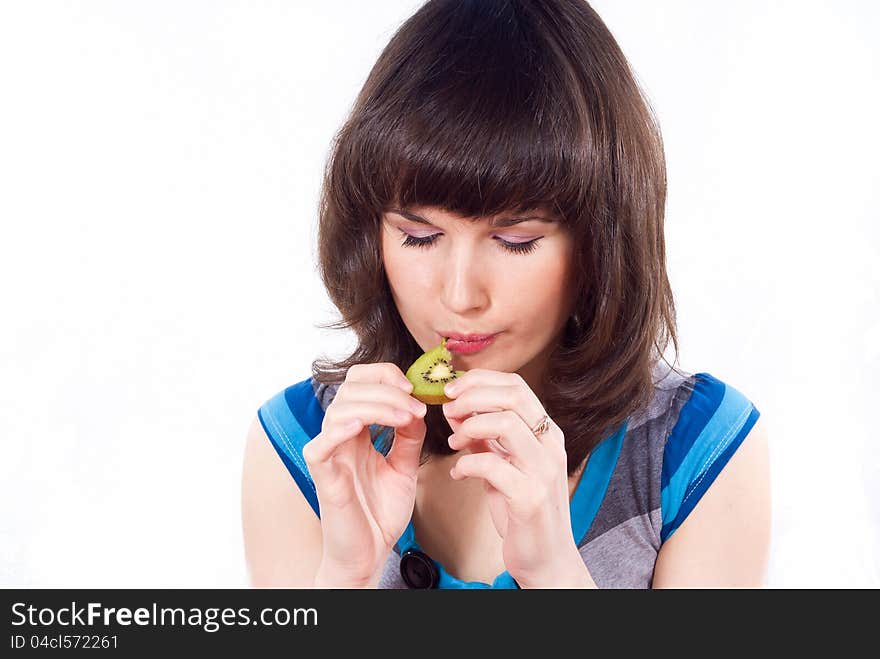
xmin=404 ymin=337 xmax=466 ymax=405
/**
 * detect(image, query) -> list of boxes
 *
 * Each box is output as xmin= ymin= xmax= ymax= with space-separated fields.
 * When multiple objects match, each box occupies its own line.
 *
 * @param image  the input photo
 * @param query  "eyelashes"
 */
xmin=397 ymin=230 xmax=541 ymax=255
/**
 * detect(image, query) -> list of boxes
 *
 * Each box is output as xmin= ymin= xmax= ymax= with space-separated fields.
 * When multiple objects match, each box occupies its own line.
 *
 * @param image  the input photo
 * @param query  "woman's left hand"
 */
xmin=441 ymin=369 xmax=591 ymax=588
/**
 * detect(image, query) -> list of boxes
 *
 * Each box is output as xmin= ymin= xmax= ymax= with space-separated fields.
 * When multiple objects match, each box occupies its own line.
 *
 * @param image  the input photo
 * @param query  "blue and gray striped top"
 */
xmin=257 ymin=363 xmax=761 ymax=588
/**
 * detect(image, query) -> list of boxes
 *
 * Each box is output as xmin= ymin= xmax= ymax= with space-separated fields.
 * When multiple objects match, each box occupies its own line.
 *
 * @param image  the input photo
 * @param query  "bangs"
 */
xmin=344 ymin=1 xmax=598 ymax=224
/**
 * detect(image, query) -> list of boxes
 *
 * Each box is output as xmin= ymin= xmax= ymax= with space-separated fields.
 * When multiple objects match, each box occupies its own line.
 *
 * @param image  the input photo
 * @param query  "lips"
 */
xmin=441 ymin=331 xmax=499 ymax=342
xmin=441 ymin=332 xmax=500 ymax=354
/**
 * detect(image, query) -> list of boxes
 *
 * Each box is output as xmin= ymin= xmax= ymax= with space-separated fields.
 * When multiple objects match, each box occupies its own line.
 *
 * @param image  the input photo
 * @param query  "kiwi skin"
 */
xmin=404 ymin=337 xmax=466 ymax=405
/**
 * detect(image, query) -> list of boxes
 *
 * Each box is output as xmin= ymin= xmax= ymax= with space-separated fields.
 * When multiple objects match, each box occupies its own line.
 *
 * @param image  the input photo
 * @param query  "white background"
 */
xmin=1 ymin=1 xmax=877 ymax=588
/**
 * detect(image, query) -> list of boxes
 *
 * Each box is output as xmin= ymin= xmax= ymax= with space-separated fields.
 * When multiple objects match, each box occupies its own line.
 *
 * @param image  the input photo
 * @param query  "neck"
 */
xmin=515 ymin=323 xmax=569 ymax=403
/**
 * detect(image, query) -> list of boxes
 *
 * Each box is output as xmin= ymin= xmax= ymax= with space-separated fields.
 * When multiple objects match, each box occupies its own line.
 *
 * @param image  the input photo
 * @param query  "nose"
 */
xmin=439 ymin=243 xmax=490 ymax=315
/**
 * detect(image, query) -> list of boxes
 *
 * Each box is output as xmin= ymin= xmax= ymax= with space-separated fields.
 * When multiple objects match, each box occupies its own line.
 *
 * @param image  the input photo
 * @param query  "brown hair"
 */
xmin=311 ymin=0 xmax=683 ymax=475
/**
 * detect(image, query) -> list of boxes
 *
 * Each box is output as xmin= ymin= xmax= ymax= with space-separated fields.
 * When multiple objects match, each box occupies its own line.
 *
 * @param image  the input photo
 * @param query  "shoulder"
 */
xmin=253 ymin=376 xmax=340 ymax=518
xmin=650 ymin=369 xmax=770 ymax=587
xmin=243 ymin=379 xmax=331 ymax=585
xmin=659 ymin=370 xmax=764 ymax=542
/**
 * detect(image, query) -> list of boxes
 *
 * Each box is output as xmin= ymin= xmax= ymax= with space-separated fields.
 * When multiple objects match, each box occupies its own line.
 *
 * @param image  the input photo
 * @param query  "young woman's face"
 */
xmin=380 ymin=205 xmax=576 ymax=392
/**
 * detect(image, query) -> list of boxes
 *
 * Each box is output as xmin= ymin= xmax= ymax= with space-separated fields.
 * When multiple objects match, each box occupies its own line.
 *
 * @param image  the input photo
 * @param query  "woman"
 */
xmin=241 ymin=0 xmax=770 ymax=589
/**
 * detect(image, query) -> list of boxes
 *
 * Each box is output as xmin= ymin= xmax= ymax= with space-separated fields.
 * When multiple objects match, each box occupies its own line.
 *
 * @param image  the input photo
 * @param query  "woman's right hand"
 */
xmin=302 ymin=363 xmax=428 ymax=586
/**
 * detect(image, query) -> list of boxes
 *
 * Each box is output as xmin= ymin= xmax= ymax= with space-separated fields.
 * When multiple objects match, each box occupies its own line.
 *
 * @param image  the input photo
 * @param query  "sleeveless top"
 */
xmin=256 ymin=363 xmax=761 ymax=589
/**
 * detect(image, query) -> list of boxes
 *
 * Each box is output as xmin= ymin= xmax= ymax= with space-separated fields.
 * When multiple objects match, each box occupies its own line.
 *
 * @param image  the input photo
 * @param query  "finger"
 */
xmin=386 ymin=415 xmax=427 ymax=479
xmin=442 ymin=384 xmax=512 ymax=418
xmin=442 ymin=381 xmax=552 ymax=446
xmin=302 ymin=417 xmax=365 ymax=470
xmin=338 ymin=381 xmax=427 ymax=418
xmin=446 ymin=432 xmax=500 ymax=456
xmin=442 ymin=383 xmax=543 ymax=424
xmin=450 ymin=452 xmax=527 ymax=501
xmin=311 ymin=402 xmax=412 ymax=464
xmin=451 ymin=410 xmax=543 ymax=469
xmin=345 ymin=362 xmax=414 ymax=393
xmin=327 ymin=400 xmax=419 ymax=430
xmin=443 ymin=368 xmax=525 ymax=399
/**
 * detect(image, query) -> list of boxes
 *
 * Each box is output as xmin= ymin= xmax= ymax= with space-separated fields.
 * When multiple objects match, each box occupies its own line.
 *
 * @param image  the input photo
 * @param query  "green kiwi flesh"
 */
xmin=405 ymin=337 xmax=466 ymax=405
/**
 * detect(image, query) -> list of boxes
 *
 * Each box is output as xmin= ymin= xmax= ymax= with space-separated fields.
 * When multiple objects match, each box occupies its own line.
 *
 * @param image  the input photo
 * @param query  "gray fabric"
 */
xmin=309 ymin=362 xmax=696 ymax=589
xmin=574 ymin=364 xmax=692 ymax=588
xmin=378 ymin=551 xmax=407 ymax=590
xmin=578 ymin=510 xmax=663 ymax=588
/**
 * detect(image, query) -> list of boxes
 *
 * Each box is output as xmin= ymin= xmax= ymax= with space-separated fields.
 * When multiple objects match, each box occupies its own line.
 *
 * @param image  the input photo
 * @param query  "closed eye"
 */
xmin=397 ymin=230 xmax=541 ymax=255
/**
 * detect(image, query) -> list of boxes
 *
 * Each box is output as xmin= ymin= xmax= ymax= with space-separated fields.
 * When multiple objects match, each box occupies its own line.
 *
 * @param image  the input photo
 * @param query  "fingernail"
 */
xmin=447 ymin=433 xmax=456 ymax=447
xmin=444 ymin=382 xmax=458 ymax=395
xmin=410 ymin=399 xmax=427 ymax=415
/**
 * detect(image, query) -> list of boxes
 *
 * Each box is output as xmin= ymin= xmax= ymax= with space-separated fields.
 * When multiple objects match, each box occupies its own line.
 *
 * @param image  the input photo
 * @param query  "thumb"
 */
xmin=386 ymin=414 xmax=426 ymax=479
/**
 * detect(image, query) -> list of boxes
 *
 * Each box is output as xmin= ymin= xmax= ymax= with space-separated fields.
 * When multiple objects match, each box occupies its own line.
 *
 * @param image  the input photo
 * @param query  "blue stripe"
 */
xmin=257 ymin=388 xmax=321 ymax=518
xmin=660 ymin=373 xmax=725 ymax=493
xmin=661 ymin=405 xmax=760 ymax=541
xmin=284 ymin=378 xmax=325 ymax=440
xmin=570 ymin=419 xmax=628 ymax=546
xmin=660 ymin=374 xmax=760 ymax=542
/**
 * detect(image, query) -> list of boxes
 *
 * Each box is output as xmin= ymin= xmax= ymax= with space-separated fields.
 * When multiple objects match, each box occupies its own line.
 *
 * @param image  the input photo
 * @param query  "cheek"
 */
xmin=381 ymin=230 xmax=407 ymax=279
xmin=381 ymin=234 xmax=433 ymax=295
xmin=506 ymin=252 xmax=571 ymax=311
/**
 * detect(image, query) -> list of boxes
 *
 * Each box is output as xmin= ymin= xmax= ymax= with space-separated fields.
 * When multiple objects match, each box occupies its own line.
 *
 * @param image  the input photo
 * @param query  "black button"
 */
xmin=399 ymin=549 xmax=439 ymax=589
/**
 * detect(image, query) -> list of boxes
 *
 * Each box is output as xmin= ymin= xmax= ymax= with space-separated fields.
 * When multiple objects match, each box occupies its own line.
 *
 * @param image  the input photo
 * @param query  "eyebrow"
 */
xmin=389 ymin=208 xmax=555 ymax=228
